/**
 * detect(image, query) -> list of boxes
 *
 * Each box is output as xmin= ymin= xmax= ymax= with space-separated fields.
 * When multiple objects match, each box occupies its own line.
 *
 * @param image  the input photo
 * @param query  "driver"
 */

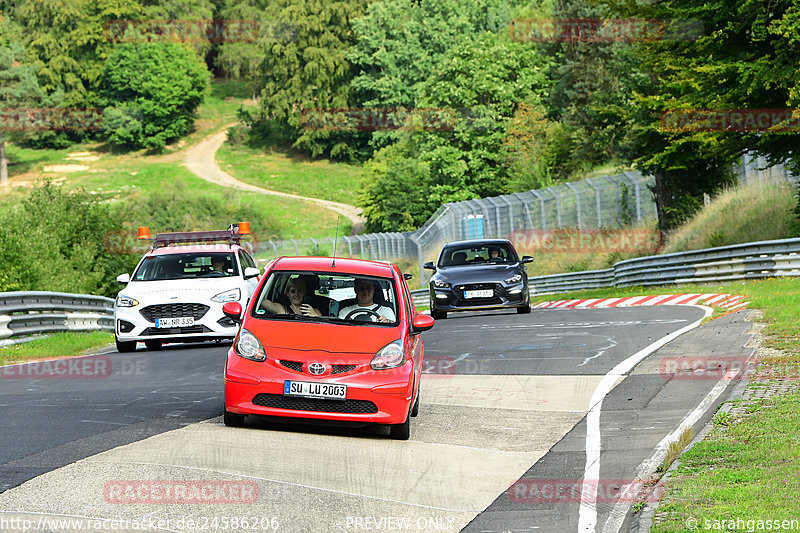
xmin=211 ymin=257 xmax=229 ymax=275
xmin=338 ymin=278 xmax=395 ymax=323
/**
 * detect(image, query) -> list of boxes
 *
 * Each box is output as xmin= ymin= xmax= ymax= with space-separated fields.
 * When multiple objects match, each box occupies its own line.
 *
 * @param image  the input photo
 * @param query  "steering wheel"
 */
xmin=203 ymin=271 xmax=226 ymax=277
xmin=344 ymin=308 xmax=382 ymax=322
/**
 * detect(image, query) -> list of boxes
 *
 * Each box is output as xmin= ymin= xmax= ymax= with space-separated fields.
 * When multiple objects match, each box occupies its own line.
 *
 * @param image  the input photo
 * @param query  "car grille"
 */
xmin=140 ymin=303 xmax=209 ymax=322
xmin=278 ymin=361 xmax=358 ymax=375
xmin=252 ymin=393 xmax=378 ymax=414
xmin=142 ymin=325 xmax=212 ymax=336
xmin=279 ymin=360 xmax=304 ymax=372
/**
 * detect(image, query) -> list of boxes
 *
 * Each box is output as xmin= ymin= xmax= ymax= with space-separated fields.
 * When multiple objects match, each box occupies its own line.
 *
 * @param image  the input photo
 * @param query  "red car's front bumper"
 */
xmin=224 ymin=349 xmax=415 ymax=425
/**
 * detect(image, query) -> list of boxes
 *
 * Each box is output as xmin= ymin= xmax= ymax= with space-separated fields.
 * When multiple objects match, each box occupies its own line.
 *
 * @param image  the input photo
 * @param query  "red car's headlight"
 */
xmin=371 ymin=340 xmax=405 ymax=370
xmin=235 ymin=328 xmax=266 ymax=362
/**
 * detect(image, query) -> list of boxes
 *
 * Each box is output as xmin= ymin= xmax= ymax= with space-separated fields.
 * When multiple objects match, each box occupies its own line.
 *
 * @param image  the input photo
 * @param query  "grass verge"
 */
xmin=0 ymin=331 xmax=113 ymax=364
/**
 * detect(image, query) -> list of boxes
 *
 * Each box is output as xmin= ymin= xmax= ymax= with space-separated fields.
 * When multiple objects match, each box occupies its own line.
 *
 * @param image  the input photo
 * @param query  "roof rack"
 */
xmin=138 ymin=223 xmax=251 ymax=250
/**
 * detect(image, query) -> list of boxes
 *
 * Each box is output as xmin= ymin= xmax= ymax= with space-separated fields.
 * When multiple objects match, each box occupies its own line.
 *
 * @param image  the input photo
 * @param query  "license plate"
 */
xmin=154 ymin=317 xmax=194 ymax=328
xmin=464 ymin=289 xmax=493 ymax=299
xmin=284 ymin=381 xmax=346 ymax=400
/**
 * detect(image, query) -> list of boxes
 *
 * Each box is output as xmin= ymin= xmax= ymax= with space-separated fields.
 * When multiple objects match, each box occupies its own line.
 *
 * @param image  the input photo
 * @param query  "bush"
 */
xmin=100 ymin=43 xmax=210 ymax=151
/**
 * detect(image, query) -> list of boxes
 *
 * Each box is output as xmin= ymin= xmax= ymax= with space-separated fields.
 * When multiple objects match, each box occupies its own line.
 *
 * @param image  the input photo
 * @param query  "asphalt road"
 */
xmin=0 ymin=305 xmax=755 ymax=532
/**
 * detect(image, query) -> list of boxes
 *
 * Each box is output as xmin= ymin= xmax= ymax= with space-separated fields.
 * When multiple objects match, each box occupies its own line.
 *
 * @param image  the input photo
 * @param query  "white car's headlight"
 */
xmin=235 ymin=328 xmax=266 ymax=362
xmin=116 ymin=294 xmax=139 ymax=307
xmin=211 ymin=288 xmax=241 ymax=303
xmin=504 ymin=274 xmax=522 ymax=284
xmin=433 ymin=279 xmax=450 ymax=288
xmin=371 ymin=340 xmax=405 ymax=370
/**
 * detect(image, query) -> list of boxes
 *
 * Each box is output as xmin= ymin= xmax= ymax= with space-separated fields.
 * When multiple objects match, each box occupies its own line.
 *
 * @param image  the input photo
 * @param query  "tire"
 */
xmin=410 ymin=386 xmax=420 ymax=417
xmin=389 ymin=402 xmax=412 ymax=440
xmin=144 ymin=340 xmax=162 ymax=351
xmin=115 ymin=338 xmax=136 ymax=353
xmin=430 ymin=309 xmax=447 ymax=320
xmin=517 ymin=303 xmax=531 ymax=314
xmin=223 ymin=408 xmax=245 ymax=427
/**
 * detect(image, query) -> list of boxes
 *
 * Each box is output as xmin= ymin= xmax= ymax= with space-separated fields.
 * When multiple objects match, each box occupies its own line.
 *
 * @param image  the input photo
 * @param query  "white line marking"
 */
xmin=577 ymin=305 xmax=712 ymax=533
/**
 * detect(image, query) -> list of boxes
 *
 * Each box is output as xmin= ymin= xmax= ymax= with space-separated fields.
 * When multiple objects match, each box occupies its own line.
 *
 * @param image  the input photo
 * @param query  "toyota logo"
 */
xmin=308 ymin=362 xmax=326 ymax=375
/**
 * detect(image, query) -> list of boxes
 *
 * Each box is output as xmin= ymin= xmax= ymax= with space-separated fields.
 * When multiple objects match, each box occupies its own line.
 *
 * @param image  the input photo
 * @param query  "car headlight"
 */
xmin=371 ymin=340 xmax=405 ymax=370
xmin=211 ymin=288 xmax=241 ymax=303
xmin=504 ymin=274 xmax=523 ymax=284
xmin=116 ymin=294 xmax=139 ymax=307
xmin=433 ymin=279 xmax=451 ymax=289
xmin=235 ymin=328 xmax=266 ymax=362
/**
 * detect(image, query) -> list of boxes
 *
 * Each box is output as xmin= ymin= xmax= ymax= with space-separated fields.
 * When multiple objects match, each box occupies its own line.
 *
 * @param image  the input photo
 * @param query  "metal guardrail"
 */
xmin=0 ymin=291 xmax=115 ymax=343
xmin=410 ymin=237 xmax=800 ymax=304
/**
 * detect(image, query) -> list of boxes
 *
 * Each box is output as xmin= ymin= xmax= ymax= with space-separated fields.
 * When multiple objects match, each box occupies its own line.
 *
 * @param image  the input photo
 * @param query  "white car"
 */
xmin=113 ymin=227 xmax=260 ymax=352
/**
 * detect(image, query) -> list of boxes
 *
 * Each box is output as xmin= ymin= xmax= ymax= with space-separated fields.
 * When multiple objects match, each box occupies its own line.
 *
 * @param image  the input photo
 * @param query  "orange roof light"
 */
xmin=238 ymin=222 xmax=251 ymax=235
xmin=138 ymin=227 xmax=151 ymax=240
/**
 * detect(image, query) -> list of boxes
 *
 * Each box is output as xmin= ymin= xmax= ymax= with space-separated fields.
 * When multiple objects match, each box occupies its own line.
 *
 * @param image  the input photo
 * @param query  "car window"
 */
xmin=239 ymin=250 xmax=257 ymax=270
xmin=252 ymin=270 xmax=398 ymax=324
xmin=438 ymin=243 xmax=518 ymax=267
xmin=133 ymin=252 xmax=239 ymax=281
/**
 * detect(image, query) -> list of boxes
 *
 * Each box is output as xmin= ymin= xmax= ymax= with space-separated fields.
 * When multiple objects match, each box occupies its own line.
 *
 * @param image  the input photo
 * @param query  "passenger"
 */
xmin=488 ymin=247 xmax=503 ymax=261
xmin=260 ymin=277 xmax=321 ymax=317
xmin=338 ymin=278 xmax=395 ymax=323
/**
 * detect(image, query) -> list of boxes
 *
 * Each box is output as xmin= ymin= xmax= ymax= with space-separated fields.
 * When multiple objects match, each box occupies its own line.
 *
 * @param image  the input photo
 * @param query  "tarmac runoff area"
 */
xmin=0 ymin=373 xmax=607 ymax=533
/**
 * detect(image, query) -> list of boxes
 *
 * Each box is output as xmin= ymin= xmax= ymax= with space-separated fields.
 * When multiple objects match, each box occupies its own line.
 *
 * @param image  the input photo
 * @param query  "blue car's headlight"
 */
xmin=433 ymin=279 xmax=451 ymax=288
xmin=504 ymin=274 xmax=523 ymax=284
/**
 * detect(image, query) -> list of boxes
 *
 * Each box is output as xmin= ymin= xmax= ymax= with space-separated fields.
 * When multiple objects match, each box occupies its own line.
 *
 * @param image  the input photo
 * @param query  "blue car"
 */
xmin=424 ymin=239 xmax=533 ymax=319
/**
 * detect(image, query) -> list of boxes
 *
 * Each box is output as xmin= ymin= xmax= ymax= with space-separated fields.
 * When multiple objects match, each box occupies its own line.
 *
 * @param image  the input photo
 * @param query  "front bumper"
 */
xmin=224 ymin=350 xmax=414 ymax=424
xmin=430 ymin=281 xmax=528 ymax=312
xmin=114 ymin=301 xmax=240 ymax=343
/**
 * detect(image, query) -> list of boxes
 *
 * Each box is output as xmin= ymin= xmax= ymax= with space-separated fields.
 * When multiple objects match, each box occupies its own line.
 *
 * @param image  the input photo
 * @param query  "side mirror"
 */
xmin=116 ymin=273 xmax=131 ymax=284
xmin=521 ymin=256 xmax=534 ymax=264
xmin=403 ymin=273 xmax=413 ymax=280
xmin=411 ymin=314 xmax=435 ymax=334
xmin=423 ymin=261 xmax=435 ymax=270
xmin=222 ymin=302 xmax=243 ymax=324
xmin=243 ymin=267 xmax=260 ymax=279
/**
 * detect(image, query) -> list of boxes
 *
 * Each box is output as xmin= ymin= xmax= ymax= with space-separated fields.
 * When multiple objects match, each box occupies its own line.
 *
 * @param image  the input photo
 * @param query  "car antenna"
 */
xmin=331 ymin=216 xmax=340 ymax=268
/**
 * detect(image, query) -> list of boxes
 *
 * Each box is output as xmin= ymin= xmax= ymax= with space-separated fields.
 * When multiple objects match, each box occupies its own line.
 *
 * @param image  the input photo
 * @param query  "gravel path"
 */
xmin=184 ymin=124 xmax=365 ymax=231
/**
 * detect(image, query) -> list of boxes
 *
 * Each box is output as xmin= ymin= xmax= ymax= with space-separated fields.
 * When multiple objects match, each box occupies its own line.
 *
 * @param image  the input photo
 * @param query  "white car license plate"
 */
xmin=464 ymin=289 xmax=493 ymax=299
xmin=154 ymin=317 xmax=194 ymax=328
xmin=284 ymin=381 xmax=347 ymax=400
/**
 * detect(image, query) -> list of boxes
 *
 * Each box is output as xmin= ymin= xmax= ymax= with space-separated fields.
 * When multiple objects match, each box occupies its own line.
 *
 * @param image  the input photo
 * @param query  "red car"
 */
xmin=221 ymin=256 xmax=435 ymax=440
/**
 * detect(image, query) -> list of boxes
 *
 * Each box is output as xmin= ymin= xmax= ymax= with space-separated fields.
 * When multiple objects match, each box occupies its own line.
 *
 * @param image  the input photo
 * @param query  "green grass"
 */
xmin=0 ymin=331 xmax=113 ymax=364
xmin=216 ymin=142 xmax=362 ymax=205
xmin=651 ymin=392 xmax=800 ymax=532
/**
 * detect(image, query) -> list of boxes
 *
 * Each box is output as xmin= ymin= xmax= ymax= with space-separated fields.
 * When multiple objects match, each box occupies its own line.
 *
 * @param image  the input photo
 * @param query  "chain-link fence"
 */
xmin=253 ymin=171 xmax=657 ymax=284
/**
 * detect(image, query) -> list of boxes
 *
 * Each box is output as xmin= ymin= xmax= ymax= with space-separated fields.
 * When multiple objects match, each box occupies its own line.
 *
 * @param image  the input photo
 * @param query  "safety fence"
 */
xmin=0 ymin=292 xmax=114 ymax=346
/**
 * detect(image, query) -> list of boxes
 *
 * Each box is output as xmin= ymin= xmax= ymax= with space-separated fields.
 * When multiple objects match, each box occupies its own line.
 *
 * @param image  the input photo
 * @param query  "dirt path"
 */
xmin=184 ymin=124 xmax=365 ymax=232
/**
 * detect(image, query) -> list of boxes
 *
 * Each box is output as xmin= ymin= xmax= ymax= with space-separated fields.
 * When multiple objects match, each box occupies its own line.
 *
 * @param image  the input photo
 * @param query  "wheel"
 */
xmin=517 ymin=303 xmax=531 ymax=314
xmin=410 ymin=385 xmax=420 ymax=417
xmin=430 ymin=309 xmax=447 ymax=320
xmin=223 ymin=408 xmax=245 ymax=427
xmin=144 ymin=340 xmax=162 ymax=351
xmin=115 ymin=338 xmax=136 ymax=353
xmin=389 ymin=401 xmax=412 ymax=440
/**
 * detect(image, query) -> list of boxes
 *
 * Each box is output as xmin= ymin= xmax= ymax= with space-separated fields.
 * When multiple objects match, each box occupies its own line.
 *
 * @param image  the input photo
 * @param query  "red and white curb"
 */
xmin=533 ymin=293 xmax=748 ymax=311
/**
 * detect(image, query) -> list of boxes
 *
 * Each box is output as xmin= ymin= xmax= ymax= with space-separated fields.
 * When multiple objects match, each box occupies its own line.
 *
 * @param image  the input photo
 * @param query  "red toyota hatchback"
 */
xmin=221 ymin=256 xmax=435 ymax=440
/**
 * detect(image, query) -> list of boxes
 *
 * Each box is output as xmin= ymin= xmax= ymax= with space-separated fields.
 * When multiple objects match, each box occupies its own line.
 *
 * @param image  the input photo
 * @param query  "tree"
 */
xmin=251 ymin=0 xmax=371 ymax=160
xmin=0 ymin=42 xmax=44 ymax=185
xmin=100 ymin=43 xmax=209 ymax=151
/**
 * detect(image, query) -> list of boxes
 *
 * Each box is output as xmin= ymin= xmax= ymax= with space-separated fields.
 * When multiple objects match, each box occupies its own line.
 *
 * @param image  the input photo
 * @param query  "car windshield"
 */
xmin=252 ymin=270 xmax=398 ymax=325
xmin=132 ymin=252 xmax=239 ymax=281
xmin=438 ymin=243 xmax=518 ymax=267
